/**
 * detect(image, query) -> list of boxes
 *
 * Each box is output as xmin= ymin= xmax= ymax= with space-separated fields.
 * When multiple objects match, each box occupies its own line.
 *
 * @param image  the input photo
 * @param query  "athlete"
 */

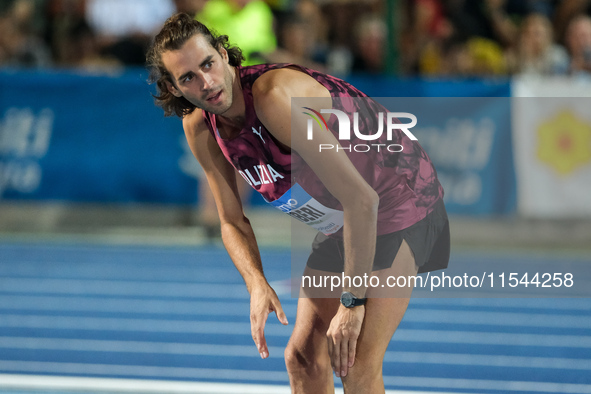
xmin=147 ymin=13 xmax=450 ymax=393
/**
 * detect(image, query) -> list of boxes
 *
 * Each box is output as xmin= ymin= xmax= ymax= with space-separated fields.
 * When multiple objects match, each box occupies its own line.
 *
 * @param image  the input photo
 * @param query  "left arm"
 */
xmin=252 ymin=68 xmax=379 ymax=378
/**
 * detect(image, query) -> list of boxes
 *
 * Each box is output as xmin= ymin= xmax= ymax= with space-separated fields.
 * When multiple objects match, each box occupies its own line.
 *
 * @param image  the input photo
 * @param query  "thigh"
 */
xmin=358 ymin=239 xmax=417 ymax=356
xmin=342 ymin=240 xmax=418 ymax=392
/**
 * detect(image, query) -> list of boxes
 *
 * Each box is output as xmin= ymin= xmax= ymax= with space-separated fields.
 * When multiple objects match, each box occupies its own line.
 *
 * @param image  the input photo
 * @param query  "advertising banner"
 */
xmin=0 ymin=70 xmax=196 ymax=204
xmin=512 ymin=96 xmax=591 ymax=218
xmin=512 ymin=77 xmax=591 ymax=218
xmin=379 ymin=97 xmax=516 ymax=215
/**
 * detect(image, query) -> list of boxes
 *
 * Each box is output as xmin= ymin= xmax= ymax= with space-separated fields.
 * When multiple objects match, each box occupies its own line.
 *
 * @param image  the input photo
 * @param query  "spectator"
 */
xmin=445 ymin=0 xmax=519 ymax=48
xmin=321 ymin=0 xmax=377 ymax=76
xmin=174 ymin=0 xmax=208 ymax=16
xmin=269 ymin=0 xmax=328 ymax=71
xmin=0 ymin=0 xmax=51 ymax=68
xmin=196 ymin=0 xmax=277 ymax=65
xmin=405 ymin=0 xmax=458 ymax=76
xmin=44 ymin=0 xmax=86 ymax=65
xmin=60 ymin=19 xmax=123 ymax=74
xmin=509 ymin=13 xmax=568 ymax=76
xmin=44 ymin=0 xmax=120 ymax=73
xmin=1 ymin=0 xmax=48 ymax=34
xmin=564 ymin=14 xmax=591 ymax=78
xmin=447 ymin=36 xmax=508 ymax=77
xmin=521 ymin=0 xmax=557 ymax=19
xmin=553 ymin=0 xmax=591 ymax=46
xmin=351 ymin=14 xmax=387 ymax=74
xmin=269 ymin=14 xmax=327 ymax=72
xmin=85 ymin=0 xmax=176 ymax=65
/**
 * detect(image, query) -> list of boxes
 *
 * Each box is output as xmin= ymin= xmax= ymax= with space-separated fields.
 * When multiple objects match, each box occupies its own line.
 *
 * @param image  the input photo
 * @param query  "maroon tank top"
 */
xmin=202 ymin=64 xmax=443 ymax=236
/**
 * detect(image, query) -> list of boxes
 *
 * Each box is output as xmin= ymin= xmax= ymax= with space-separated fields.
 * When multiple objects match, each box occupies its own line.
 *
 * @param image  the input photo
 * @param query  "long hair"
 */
xmin=146 ymin=13 xmax=244 ymax=117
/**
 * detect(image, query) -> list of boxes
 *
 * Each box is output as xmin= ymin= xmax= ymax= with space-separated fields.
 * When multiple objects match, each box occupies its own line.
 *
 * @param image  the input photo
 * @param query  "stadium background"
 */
xmin=0 ymin=0 xmax=590 ymax=393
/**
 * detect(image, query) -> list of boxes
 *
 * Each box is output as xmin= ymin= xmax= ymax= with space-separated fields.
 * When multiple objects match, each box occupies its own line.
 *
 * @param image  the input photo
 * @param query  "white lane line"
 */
xmin=0 ymin=364 xmax=589 ymax=394
xmin=0 ymin=360 xmax=289 ymax=382
xmin=0 ymin=337 xmax=587 ymax=370
xmin=0 ymin=315 xmax=289 ymax=336
xmin=402 ymin=309 xmax=591 ymax=328
xmin=0 ymin=374 xmax=440 ymax=394
xmin=384 ymin=351 xmax=590 ymax=370
xmin=0 ymin=374 xmax=294 ymax=393
xmin=0 ymin=296 xmax=591 ymax=329
xmin=0 ymin=337 xmax=282 ymax=359
xmin=0 ymin=243 xmax=213 ymax=256
xmin=0 ymin=278 xmax=249 ymax=298
xmin=383 ymin=375 xmax=591 ymax=394
xmin=0 ymin=315 xmax=591 ymax=348
xmin=410 ymin=297 xmax=591 ymax=311
xmin=1 ymin=277 xmax=589 ymax=311
xmin=0 ymin=296 xmax=261 ymax=316
xmin=394 ymin=329 xmax=591 ymax=348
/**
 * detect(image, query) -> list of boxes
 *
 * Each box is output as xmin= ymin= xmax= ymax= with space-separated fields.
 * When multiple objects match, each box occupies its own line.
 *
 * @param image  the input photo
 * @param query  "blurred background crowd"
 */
xmin=1 ymin=0 xmax=591 ymax=79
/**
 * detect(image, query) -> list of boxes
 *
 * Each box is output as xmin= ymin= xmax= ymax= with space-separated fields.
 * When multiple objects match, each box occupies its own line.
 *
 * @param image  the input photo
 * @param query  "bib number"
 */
xmin=267 ymin=183 xmax=344 ymax=235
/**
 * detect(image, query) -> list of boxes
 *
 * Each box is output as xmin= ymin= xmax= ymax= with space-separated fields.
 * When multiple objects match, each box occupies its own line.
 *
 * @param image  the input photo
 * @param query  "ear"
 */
xmin=164 ymin=79 xmax=183 ymax=98
xmin=219 ymin=46 xmax=229 ymax=63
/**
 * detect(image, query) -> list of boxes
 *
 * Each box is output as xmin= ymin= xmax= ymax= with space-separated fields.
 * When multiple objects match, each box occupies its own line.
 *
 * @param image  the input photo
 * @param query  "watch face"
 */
xmin=341 ymin=292 xmax=353 ymax=307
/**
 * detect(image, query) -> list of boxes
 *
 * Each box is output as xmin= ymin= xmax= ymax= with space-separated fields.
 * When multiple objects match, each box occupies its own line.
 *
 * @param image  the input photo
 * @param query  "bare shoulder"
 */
xmin=251 ymin=67 xmax=331 ymax=149
xmin=252 ymin=67 xmax=330 ymax=101
xmin=182 ymin=109 xmax=208 ymax=139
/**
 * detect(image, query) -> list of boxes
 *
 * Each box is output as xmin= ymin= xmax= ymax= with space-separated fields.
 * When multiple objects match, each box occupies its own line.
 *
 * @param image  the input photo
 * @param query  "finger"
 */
xmin=340 ymin=336 xmax=349 ymax=377
xmin=326 ymin=334 xmax=334 ymax=371
xmin=332 ymin=336 xmax=341 ymax=378
xmin=251 ymin=313 xmax=270 ymax=359
xmin=273 ymin=300 xmax=289 ymax=325
xmin=258 ymin=335 xmax=269 ymax=359
xmin=348 ymin=336 xmax=358 ymax=368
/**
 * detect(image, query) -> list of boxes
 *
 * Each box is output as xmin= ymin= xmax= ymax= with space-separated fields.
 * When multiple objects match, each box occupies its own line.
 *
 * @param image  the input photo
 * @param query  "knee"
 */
xmin=284 ymin=343 xmax=330 ymax=380
xmin=342 ymin=357 xmax=383 ymax=389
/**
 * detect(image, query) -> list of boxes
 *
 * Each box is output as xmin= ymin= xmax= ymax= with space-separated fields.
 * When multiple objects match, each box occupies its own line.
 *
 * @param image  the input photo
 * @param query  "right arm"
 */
xmin=183 ymin=111 xmax=288 ymax=359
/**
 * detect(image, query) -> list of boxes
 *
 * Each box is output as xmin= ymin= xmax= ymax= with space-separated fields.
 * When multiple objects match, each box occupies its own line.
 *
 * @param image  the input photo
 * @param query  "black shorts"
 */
xmin=306 ymin=198 xmax=450 ymax=273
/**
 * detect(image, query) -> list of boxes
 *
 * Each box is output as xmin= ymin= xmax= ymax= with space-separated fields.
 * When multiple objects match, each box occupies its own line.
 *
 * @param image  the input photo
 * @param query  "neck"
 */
xmin=219 ymin=66 xmax=245 ymax=124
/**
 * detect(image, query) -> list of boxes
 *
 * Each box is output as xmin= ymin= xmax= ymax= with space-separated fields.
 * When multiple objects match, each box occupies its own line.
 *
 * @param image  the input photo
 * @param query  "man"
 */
xmin=147 ymin=13 xmax=449 ymax=393
xmin=564 ymin=15 xmax=591 ymax=78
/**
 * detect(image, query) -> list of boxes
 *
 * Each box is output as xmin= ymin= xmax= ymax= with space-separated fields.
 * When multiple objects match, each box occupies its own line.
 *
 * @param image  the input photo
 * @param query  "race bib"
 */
xmin=267 ymin=183 xmax=344 ymax=235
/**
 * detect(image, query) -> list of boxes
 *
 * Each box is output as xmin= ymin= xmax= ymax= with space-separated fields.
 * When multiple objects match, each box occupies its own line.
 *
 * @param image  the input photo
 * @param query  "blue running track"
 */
xmin=0 ymin=241 xmax=590 ymax=393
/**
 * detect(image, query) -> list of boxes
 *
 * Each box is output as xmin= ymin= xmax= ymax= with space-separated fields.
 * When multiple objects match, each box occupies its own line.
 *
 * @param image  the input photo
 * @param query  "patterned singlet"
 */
xmin=202 ymin=64 xmax=443 ymax=237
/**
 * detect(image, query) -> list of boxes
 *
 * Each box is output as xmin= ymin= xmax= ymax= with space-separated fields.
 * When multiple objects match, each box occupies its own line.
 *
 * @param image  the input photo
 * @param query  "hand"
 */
xmin=326 ymin=304 xmax=365 ymax=378
xmin=249 ymin=284 xmax=288 ymax=359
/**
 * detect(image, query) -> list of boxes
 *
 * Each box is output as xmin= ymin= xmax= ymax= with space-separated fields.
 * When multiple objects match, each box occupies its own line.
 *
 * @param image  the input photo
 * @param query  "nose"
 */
xmin=201 ymin=73 xmax=214 ymax=91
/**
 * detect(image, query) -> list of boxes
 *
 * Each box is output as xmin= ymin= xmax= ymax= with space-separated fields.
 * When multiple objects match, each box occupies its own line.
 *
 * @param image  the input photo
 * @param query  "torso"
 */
xmin=202 ymin=63 xmax=443 ymax=236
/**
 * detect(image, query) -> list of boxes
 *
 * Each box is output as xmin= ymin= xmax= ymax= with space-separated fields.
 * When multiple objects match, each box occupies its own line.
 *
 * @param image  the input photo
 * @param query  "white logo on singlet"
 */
xmin=252 ymin=127 xmax=265 ymax=143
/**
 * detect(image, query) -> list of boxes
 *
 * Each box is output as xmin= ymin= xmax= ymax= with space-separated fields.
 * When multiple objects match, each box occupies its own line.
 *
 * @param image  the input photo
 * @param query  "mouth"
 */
xmin=206 ymin=90 xmax=222 ymax=102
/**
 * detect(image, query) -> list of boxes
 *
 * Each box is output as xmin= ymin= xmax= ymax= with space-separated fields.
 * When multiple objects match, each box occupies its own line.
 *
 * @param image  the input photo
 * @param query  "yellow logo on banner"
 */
xmin=537 ymin=110 xmax=591 ymax=175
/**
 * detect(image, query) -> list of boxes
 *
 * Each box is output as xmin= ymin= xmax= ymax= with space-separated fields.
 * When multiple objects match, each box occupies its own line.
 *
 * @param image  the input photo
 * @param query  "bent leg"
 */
xmin=287 ymin=240 xmax=418 ymax=393
xmin=285 ymin=294 xmax=340 ymax=393
xmin=342 ymin=239 xmax=418 ymax=393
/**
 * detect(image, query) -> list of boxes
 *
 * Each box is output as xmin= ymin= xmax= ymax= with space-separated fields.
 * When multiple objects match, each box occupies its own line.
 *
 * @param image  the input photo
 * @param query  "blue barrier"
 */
xmin=0 ymin=68 xmax=514 ymax=214
xmin=347 ymin=74 xmax=511 ymax=98
xmin=0 ymin=68 xmax=195 ymax=204
xmin=384 ymin=97 xmax=516 ymax=215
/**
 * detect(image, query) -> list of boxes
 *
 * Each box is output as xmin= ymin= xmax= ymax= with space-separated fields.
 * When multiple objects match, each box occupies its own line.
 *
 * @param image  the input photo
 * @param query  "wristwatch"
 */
xmin=340 ymin=291 xmax=367 ymax=308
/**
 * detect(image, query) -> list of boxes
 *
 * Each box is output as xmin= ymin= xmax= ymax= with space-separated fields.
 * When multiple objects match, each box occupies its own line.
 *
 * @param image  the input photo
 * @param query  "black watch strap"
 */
xmin=340 ymin=291 xmax=367 ymax=308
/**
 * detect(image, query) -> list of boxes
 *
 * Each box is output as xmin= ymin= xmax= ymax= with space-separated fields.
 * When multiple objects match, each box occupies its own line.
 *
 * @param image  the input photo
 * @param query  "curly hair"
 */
xmin=146 ymin=13 xmax=244 ymax=118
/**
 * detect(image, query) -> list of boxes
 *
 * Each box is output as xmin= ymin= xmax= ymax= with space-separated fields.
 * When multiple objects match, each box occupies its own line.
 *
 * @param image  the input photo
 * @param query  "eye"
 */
xmin=204 ymin=61 xmax=213 ymax=69
xmin=182 ymin=74 xmax=193 ymax=83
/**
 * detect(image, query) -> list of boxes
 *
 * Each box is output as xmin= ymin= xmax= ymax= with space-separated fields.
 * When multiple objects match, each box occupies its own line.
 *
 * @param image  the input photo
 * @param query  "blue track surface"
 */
xmin=0 ymin=241 xmax=590 ymax=393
